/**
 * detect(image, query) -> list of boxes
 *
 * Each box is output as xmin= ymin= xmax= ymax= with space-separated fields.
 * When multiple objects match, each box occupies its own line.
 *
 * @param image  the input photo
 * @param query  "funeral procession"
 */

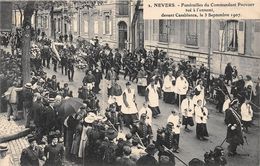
xmin=0 ymin=0 xmax=259 ymax=166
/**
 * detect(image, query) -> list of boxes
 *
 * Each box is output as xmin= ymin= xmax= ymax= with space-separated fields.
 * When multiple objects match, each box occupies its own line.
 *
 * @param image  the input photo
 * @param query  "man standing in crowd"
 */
xmin=20 ymin=134 xmax=46 ymax=166
xmin=136 ymin=144 xmax=158 ymax=166
xmin=22 ymin=83 xmax=34 ymax=128
xmin=44 ymin=133 xmax=64 ymax=166
xmin=145 ymin=78 xmax=160 ymax=118
xmin=3 ymin=81 xmax=23 ymax=121
xmin=131 ymin=113 xmax=153 ymax=147
xmin=162 ymin=71 xmax=175 ymax=104
xmin=225 ymin=99 xmax=244 ymax=156
xmin=195 ymin=99 xmax=209 ymax=141
xmin=181 ymin=92 xmax=195 ymax=132
xmin=224 ymin=63 xmax=233 ymax=85
xmin=240 ymin=99 xmax=253 ymax=133
xmin=122 ymin=82 xmax=138 ymax=127
xmin=175 ymin=72 xmax=189 ymax=105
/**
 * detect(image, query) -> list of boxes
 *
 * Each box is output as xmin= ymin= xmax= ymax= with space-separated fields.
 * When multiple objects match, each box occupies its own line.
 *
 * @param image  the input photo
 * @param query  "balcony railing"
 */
xmin=186 ymin=34 xmax=198 ymax=46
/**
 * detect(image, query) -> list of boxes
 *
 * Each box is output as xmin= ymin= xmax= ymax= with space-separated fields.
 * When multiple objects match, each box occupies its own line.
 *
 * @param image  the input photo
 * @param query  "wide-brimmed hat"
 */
xmin=84 ymin=114 xmax=96 ymax=124
xmin=106 ymin=128 xmax=118 ymax=140
xmin=24 ymin=83 xmax=32 ymax=89
xmin=48 ymin=98 xmax=55 ymax=103
xmin=145 ymin=144 xmax=158 ymax=154
xmin=0 ymin=143 xmax=8 ymax=152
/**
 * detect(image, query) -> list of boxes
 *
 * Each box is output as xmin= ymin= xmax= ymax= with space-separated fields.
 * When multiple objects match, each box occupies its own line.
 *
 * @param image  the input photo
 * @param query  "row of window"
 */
xmin=154 ymin=20 xmax=245 ymax=53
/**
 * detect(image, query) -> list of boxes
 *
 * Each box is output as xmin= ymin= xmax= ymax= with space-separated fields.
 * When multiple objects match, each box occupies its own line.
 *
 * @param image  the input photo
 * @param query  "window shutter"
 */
xmin=238 ymin=20 xmax=245 ymax=54
xmin=103 ymin=20 xmax=106 ymax=34
xmin=94 ymin=21 xmax=98 ymax=34
xmin=109 ymin=20 xmax=112 ymax=35
xmin=219 ymin=21 xmax=225 ymax=51
xmin=84 ymin=20 xmax=88 ymax=33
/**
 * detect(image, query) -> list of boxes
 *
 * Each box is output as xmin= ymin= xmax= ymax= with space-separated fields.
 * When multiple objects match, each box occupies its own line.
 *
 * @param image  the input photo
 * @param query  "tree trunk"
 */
xmin=21 ymin=1 xmax=35 ymax=85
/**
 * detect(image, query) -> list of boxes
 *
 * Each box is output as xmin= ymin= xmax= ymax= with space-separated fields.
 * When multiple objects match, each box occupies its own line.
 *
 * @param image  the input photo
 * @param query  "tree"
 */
xmin=16 ymin=0 xmax=104 ymax=84
xmin=21 ymin=1 xmax=35 ymax=84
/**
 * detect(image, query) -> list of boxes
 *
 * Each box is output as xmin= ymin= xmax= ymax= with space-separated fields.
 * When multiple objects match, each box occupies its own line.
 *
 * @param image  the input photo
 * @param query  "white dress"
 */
xmin=121 ymin=88 xmax=138 ymax=114
xmin=146 ymin=84 xmax=159 ymax=107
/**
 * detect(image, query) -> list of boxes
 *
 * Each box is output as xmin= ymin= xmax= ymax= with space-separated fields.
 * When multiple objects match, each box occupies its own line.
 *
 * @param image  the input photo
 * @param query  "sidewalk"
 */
xmin=0 ymin=112 xmax=29 ymax=166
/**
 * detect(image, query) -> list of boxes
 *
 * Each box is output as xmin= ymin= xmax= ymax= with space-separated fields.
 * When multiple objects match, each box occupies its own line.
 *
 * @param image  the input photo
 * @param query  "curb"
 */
xmin=0 ymin=128 xmax=31 ymax=143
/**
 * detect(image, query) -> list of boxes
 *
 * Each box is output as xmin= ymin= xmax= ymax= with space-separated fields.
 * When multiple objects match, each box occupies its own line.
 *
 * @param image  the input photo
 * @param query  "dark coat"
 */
xmin=136 ymin=154 xmax=158 ymax=166
xmin=20 ymin=146 xmax=44 ymax=166
xmin=44 ymin=143 xmax=64 ymax=166
xmin=224 ymin=65 xmax=233 ymax=80
xmin=224 ymin=108 xmax=244 ymax=145
xmin=32 ymin=100 xmax=44 ymax=127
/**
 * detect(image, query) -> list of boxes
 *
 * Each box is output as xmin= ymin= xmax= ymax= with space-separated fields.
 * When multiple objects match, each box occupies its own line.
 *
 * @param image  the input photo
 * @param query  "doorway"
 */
xmin=118 ymin=21 xmax=127 ymax=49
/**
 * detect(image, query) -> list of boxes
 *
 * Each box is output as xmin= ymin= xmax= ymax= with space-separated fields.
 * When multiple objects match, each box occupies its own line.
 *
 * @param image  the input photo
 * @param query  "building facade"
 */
xmin=144 ymin=19 xmax=260 ymax=79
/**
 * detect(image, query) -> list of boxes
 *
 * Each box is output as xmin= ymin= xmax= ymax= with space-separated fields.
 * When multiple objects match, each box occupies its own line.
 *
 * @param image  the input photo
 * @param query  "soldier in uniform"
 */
xmin=20 ymin=134 xmax=46 ymax=166
xmin=131 ymin=113 xmax=153 ymax=147
xmin=224 ymin=99 xmax=244 ymax=156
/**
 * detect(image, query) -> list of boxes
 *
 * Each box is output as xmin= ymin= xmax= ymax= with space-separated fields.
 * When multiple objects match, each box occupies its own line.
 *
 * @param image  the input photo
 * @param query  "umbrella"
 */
xmin=58 ymin=97 xmax=84 ymax=119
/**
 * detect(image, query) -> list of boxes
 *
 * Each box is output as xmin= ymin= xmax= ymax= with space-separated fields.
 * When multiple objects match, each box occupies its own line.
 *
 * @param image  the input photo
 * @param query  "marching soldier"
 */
xmin=163 ymin=122 xmax=179 ymax=153
xmin=181 ymin=93 xmax=195 ymax=132
xmin=131 ymin=113 xmax=153 ymax=147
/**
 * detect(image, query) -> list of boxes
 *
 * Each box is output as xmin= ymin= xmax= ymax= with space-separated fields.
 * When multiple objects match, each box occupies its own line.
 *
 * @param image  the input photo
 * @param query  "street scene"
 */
xmin=0 ymin=0 xmax=260 ymax=166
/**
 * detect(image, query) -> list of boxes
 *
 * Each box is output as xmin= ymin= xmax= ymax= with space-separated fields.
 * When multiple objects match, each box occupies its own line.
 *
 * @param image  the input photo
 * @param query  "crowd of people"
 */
xmin=0 ymin=30 xmax=259 ymax=166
